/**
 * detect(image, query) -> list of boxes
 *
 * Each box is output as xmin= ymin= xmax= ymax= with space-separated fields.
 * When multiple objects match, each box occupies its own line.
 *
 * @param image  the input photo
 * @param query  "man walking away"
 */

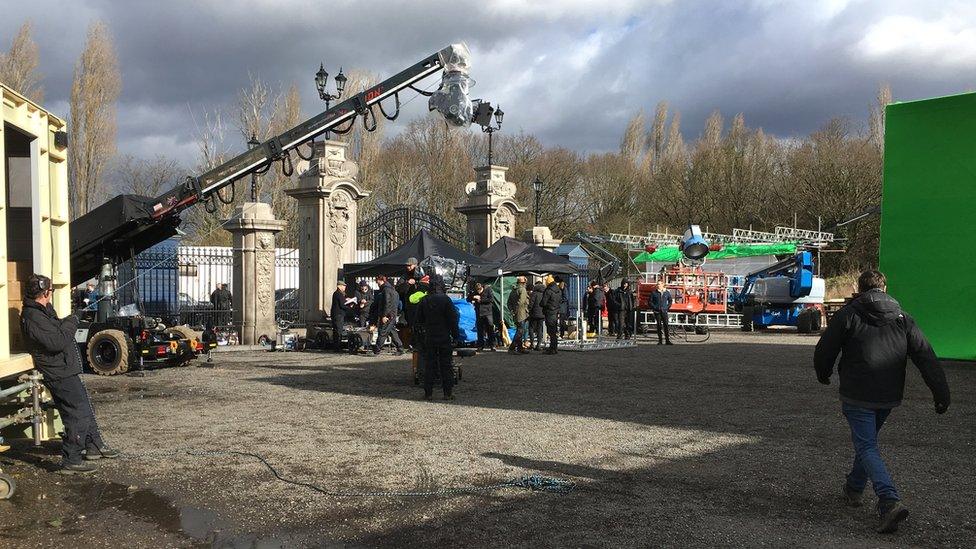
xmin=507 ymin=276 xmax=530 ymax=354
xmin=541 ymin=275 xmax=562 ymax=354
xmin=330 ymin=281 xmax=354 ymax=351
xmin=372 ymin=276 xmax=404 ymax=355
xmin=416 ymin=274 xmax=461 ymax=400
xmin=469 ymin=282 xmax=497 ymax=351
xmin=815 ymin=269 xmax=949 ymax=534
xmin=528 ymin=281 xmax=545 ymax=350
xmin=650 ymin=280 xmax=673 ymax=345
xmin=20 ymin=274 xmax=118 ymax=474
xmin=616 ymin=280 xmax=635 ymax=339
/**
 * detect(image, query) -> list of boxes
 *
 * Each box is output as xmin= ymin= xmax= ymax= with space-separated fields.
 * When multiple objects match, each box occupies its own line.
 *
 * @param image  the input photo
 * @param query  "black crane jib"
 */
xmin=69 ymin=44 xmax=469 ymax=286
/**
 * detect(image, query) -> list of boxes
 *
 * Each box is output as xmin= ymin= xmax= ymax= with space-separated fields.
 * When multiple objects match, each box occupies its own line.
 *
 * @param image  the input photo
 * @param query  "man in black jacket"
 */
xmin=415 ymin=274 xmax=460 ymax=400
xmin=372 ymin=276 xmax=404 ymax=355
xmin=558 ymin=280 xmax=570 ymax=338
xmin=588 ymin=282 xmax=606 ymax=336
xmin=650 ymin=281 xmax=673 ymax=345
xmin=540 ymin=275 xmax=562 ymax=354
xmin=396 ymin=259 xmax=422 ymax=347
xmin=815 ymin=270 xmax=950 ymax=534
xmin=581 ymin=285 xmax=593 ymax=332
xmin=210 ymin=283 xmax=233 ymax=326
xmin=330 ymin=281 xmax=354 ymax=351
xmin=607 ymin=284 xmax=621 ymax=336
xmin=528 ymin=281 xmax=545 ymax=350
xmin=616 ymin=280 xmax=635 ymax=340
xmin=469 ymin=283 xmax=496 ymax=351
xmin=355 ymin=280 xmax=373 ymax=328
xmin=20 ymin=274 xmax=117 ymax=474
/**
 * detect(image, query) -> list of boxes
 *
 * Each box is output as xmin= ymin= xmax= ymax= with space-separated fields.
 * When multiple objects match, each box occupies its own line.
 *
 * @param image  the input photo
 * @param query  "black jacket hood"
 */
xmin=851 ymin=289 xmax=902 ymax=326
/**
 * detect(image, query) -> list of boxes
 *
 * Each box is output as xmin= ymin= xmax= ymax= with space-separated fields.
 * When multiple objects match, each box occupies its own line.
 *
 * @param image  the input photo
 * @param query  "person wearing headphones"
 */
xmin=20 ymin=274 xmax=117 ymax=474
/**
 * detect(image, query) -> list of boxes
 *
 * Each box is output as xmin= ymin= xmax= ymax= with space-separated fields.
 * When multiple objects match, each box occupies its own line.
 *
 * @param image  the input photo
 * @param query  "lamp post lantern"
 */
xmin=247 ymin=132 xmax=260 ymax=201
xmin=532 ymin=176 xmax=543 ymax=227
xmin=475 ymin=102 xmax=503 ymax=165
xmin=315 ymin=63 xmax=346 ymax=139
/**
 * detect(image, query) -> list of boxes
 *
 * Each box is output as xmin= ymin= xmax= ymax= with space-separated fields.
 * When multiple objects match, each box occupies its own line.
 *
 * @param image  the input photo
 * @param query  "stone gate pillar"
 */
xmin=223 ymin=202 xmax=286 ymax=344
xmin=285 ymin=140 xmax=370 ymax=324
xmin=455 ymin=165 xmax=525 ymax=254
xmin=523 ymin=226 xmax=562 ymax=252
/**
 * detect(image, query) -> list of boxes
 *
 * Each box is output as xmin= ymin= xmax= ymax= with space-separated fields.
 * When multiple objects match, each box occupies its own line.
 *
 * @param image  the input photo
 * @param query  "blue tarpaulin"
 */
xmin=453 ymin=297 xmax=478 ymax=344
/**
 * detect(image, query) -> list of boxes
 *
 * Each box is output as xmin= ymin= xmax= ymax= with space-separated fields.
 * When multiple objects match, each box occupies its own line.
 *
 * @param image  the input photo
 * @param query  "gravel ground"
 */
xmin=0 ymin=331 xmax=973 ymax=548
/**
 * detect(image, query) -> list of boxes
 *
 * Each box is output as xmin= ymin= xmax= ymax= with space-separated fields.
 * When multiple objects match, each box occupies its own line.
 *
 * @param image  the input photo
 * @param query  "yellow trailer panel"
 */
xmin=0 ymin=82 xmax=70 ymax=376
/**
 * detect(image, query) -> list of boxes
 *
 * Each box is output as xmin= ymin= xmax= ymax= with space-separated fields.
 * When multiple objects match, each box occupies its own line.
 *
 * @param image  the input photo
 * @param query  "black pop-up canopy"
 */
xmin=470 ymin=237 xmax=578 ymax=278
xmin=478 ymin=236 xmax=530 ymax=263
xmin=69 ymin=194 xmax=181 ymax=286
xmin=343 ymin=228 xmax=490 ymax=279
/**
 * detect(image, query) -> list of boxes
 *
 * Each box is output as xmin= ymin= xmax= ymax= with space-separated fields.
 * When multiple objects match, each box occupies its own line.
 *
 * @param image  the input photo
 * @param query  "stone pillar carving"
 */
xmin=455 ymin=165 xmax=526 ymax=255
xmin=523 ymin=226 xmax=562 ymax=252
xmin=223 ymin=202 xmax=286 ymax=344
xmin=285 ymin=140 xmax=370 ymax=324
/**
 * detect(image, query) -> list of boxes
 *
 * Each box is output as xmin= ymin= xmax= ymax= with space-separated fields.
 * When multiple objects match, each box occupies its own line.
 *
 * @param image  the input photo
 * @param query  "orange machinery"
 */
xmin=637 ymin=264 xmax=729 ymax=314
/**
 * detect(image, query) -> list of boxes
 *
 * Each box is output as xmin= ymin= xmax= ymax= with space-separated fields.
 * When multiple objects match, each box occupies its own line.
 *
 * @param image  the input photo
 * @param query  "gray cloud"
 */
xmin=2 ymin=0 xmax=974 ymax=170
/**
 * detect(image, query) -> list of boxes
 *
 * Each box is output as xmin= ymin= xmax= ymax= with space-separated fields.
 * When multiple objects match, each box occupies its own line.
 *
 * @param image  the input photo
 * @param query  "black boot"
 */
xmin=443 ymin=389 xmax=455 ymax=401
xmin=877 ymin=500 xmax=909 ymax=533
xmin=84 ymin=445 xmax=120 ymax=460
xmin=842 ymin=483 xmax=863 ymax=507
xmin=60 ymin=461 xmax=97 ymax=474
xmin=423 ymin=389 xmax=433 ymax=400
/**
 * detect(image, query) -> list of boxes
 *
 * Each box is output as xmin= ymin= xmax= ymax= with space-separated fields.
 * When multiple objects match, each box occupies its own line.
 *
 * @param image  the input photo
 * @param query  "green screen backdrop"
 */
xmin=880 ymin=92 xmax=976 ymax=360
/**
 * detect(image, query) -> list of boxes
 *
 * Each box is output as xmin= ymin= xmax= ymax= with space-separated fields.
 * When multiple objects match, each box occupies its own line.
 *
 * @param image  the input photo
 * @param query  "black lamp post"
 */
xmin=315 ymin=63 xmax=347 ymax=139
xmin=476 ymin=104 xmax=504 ymax=165
xmin=532 ymin=176 xmax=543 ymax=226
xmin=247 ymin=132 xmax=260 ymax=201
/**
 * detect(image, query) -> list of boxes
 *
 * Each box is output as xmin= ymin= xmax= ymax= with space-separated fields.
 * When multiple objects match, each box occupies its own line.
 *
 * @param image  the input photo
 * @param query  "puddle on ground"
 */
xmin=66 ymin=480 xmax=318 ymax=547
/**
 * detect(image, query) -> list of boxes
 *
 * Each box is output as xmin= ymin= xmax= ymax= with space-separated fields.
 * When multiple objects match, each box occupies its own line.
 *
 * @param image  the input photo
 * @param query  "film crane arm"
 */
xmin=68 ymin=44 xmax=474 ymax=286
xmin=148 ymin=45 xmax=465 ymax=221
xmin=575 ymin=233 xmax=622 ymax=282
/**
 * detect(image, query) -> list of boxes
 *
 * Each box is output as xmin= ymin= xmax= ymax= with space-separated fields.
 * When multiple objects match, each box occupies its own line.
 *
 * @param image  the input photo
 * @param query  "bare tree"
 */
xmin=267 ymin=83 xmax=302 ymax=247
xmin=111 ymin=154 xmax=181 ymax=196
xmin=68 ymin=21 xmax=121 ymax=219
xmin=642 ymin=101 xmax=669 ymax=174
xmin=620 ymin=109 xmax=646 ymax=164
xmin=183 ymin=109 xmax=232 ymax=245
xmin=869 ymin=83 xmax=892 ymax=154
xmin=0 ymin=21 xmax=43 ymax=102
xmin=580 ymin=153 xmax=641 ymax=232
xmin=362 ymin=113 xmax=474 ymax=225
xmin=236 ymin=72 xmax=278 ymax=144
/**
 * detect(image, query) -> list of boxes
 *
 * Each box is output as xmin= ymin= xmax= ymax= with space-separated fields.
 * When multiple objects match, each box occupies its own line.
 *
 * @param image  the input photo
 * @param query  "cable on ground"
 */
xmin=120 ymin=448 xmax=575 ymax=498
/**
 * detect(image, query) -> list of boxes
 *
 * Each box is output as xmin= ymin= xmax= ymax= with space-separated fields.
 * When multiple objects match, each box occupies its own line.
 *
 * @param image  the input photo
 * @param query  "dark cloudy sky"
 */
xmin=4 ymin=0 xmax=975 ymax=168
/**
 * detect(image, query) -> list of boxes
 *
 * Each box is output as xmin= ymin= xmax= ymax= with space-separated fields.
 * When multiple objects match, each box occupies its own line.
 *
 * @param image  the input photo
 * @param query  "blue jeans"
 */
xmin=842 ymin=403 xmax=899 ymax=501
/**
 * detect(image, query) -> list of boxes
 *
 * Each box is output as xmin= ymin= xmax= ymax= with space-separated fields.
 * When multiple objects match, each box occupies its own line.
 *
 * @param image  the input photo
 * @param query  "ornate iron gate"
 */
xmin=357 ymin=206 xmax=467 ymax=260
xmin=116 ymin=239 xmax=302 ymax=329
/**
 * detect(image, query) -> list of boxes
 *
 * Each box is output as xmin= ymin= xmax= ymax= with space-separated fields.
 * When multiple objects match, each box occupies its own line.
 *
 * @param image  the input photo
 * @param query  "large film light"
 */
xmin=680 ymin=224 xmax=710 ymax=261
